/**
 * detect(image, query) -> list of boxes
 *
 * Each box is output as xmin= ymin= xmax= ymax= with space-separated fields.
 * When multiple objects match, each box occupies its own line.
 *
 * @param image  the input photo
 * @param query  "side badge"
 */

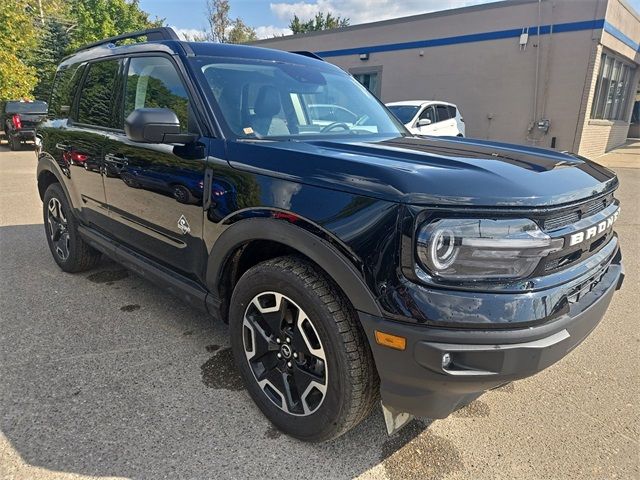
xmin=178 ymin=215 xmax=191 ymax=235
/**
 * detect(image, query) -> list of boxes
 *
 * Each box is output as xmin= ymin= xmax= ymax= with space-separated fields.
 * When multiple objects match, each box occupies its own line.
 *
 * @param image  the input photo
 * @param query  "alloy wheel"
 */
xmin=242 ymin=292 xmax=328 ymax=416
xmin=47 ymin=197 xmax=70 ymax=261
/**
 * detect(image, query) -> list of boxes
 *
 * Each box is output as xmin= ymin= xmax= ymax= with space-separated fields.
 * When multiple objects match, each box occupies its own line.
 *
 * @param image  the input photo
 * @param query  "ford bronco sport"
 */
xmin=37 ymin=28 xmax=624 ymax=442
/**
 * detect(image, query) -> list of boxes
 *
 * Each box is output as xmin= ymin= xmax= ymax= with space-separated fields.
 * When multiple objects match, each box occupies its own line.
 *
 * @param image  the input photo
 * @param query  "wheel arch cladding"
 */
xmin=37 ymin=169 xmax=59 ymax=200
xmin=206 ymin=218 xmax=383 ymax=321
xmin=37 ymin=156 xmax=69 ymax=201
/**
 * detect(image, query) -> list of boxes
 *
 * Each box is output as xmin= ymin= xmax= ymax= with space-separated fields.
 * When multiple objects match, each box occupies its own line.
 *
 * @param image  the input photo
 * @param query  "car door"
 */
xmin=435 ymin=104 xmax=457 ymax=136
xmin=60 ymin=58 xmax=121 ymax=229
xmin=102 ymin=55 xmax=207 ymax=278
xmin=416 ymin=105 xmax=437 ymax=135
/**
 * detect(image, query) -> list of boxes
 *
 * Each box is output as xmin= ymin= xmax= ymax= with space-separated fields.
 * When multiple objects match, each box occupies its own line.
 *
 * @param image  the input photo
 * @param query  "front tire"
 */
xmin=43 ymin=183 xmax=102 ymax=272
xmin=229 ymin=256 xmax=378 ymax=442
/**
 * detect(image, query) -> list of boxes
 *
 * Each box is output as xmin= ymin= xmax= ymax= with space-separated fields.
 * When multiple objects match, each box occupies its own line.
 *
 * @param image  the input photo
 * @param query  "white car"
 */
xmin=386 ymin=100 xmax=465 ymax=137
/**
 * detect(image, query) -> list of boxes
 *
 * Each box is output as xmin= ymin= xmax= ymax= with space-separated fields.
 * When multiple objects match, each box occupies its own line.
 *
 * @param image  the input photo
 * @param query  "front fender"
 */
xmin=205 ymin=217 xmax=383 ymax=317
xmin=36 ymin=154 xmax=72 ymax=203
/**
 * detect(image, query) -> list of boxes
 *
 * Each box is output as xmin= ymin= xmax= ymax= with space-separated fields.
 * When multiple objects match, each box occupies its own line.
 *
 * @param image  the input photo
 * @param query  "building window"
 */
xmin=349 ymin=66 xmax=382 ymax=98
xmin=591 ymin=52 xmax=636 ymax=121
xmin=353 ymin=72 xmax=379 ymax=96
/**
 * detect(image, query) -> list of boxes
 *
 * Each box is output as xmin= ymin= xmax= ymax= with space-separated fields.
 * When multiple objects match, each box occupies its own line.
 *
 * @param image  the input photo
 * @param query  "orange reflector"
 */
xmin=375 ymin=330 xmax=406 ymax=350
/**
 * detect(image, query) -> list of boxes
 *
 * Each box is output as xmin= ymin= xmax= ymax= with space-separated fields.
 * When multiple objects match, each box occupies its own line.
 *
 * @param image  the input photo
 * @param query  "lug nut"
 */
xmin=287 ymin=361 xmax=292 ymax=368
xmin=293 ymin=352 xmax=298 ymax=359
xmin=277 ymin=353 xmax=282 ymax=359
xmin=276 ymin=338 xmax=281 ymax=344
xmin=286 ymin=337 xmax=291 ymax=343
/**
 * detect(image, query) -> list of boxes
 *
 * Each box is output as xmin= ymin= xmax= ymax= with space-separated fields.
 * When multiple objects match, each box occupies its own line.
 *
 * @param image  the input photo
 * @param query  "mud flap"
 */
xmin=382 ymin=402 xmax=414 ymax=435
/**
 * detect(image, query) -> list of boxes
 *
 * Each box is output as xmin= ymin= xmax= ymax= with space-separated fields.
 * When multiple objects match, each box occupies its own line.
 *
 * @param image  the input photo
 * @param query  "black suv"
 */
xmin=1 ymin=99 xmax=48 ymax=150
xmin=37 ymin=28 xmax=624 ymax=442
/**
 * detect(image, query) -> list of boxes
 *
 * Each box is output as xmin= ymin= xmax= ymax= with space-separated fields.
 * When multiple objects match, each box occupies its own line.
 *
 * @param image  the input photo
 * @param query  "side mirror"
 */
xmin=417 ymin=118 xmax=432 ymax=127
xmin=125 ymin=108 xmax=196 ymax=144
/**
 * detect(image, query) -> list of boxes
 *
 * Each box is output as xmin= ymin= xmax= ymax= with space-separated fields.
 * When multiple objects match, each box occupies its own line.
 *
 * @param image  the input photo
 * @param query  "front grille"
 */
xmin=583 ymin=198 xmax=607 ymax=217
xmin=536 ymin=191 xmax=618 ymax=275
xmin=543 ymin=211 xmax=579 ymax=231
xmin=542 ymin=194 xmax=612 ymax=231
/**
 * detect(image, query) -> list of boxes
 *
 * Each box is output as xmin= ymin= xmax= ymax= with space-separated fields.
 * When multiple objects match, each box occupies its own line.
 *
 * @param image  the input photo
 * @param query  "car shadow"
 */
xmin=0 ymin=224 xmax=462 ymax=480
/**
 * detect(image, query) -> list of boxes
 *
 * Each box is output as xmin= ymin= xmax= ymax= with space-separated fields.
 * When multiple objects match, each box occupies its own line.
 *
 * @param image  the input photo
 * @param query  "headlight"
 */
xmin=416 ymin=218 xmax=564 ymax=281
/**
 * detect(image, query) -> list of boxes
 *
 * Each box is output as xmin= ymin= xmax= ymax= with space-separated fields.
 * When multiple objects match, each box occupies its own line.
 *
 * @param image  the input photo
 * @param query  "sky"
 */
xmin=139 ymin=0 xmax=640 ymax=40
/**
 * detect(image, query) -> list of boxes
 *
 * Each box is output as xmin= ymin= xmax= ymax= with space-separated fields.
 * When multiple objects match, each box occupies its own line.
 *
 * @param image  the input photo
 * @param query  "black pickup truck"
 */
xmin=1 ymin=100 xmax=47 ymax=150
xmin=36 ymin=28 xmax=624 ymax=442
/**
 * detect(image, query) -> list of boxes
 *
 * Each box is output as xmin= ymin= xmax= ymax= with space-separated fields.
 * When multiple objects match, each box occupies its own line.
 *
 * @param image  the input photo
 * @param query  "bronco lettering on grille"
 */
xmin=568 ymin=209 xmax=620 ymax=247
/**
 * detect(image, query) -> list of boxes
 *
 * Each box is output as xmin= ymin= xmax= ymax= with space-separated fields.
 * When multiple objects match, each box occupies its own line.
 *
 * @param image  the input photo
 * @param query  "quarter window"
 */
xmin=124 ymin=56 xmax=190 ymax=132
xmin=77 ymin=60 xmax=120 ymax=127
xmin=591 ymin=52 xmax=636 ymax=121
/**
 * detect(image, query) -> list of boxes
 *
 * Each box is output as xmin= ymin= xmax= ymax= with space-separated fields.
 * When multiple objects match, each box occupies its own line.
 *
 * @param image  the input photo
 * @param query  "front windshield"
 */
xmin=387 ymin=105 xmax=419 ymax=124
xmin=191 ymin=56 xmax=405 ymax=139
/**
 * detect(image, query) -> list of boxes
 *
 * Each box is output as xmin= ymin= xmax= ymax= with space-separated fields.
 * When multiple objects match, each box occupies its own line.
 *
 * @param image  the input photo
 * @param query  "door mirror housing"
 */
xmin=125 ymin=108 xmax=196 ymax=144
xmin=417 ymin=118 xmax=432 ymax=127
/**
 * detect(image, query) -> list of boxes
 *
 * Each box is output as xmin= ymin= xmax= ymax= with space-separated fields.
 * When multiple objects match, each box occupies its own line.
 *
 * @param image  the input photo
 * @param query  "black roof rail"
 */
xmin=289 ymin=51 xmax=324 ymax=61
xmin=77 ymin=27 xmax=180 ymax=52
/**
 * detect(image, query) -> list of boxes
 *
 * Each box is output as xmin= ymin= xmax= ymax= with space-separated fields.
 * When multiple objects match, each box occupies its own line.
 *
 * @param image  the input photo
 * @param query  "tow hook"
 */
xmin=381 ymin=402 xmax=414 ymax=435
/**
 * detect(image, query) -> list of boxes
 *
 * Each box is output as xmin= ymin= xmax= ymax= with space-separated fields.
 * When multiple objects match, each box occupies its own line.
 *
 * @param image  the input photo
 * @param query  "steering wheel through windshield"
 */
xmin=320 ymin=122 xmax=350 ymax=133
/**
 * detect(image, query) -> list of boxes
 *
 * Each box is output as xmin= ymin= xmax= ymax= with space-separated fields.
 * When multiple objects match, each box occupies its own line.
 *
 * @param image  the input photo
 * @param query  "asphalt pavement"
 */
xmin=0 ymin=142 xmax=638 ymax=480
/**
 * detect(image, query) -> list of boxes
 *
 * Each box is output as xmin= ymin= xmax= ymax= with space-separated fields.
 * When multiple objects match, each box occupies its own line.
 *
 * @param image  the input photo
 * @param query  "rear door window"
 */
xmin=447 ymin=105 xmax=457 ymax=119
xmin=49 ymin=63 xmax=85 ymax=119
xmin=77 ymin=59 xmax=120 ymax=127
xmin=435 ymin=105 xmax=451 ymax=123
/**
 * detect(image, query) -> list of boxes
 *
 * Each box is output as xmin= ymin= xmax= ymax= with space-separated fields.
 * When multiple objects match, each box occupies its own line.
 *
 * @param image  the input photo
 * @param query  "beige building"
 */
xmin=254 ymin=0 xmax=640 ymax=157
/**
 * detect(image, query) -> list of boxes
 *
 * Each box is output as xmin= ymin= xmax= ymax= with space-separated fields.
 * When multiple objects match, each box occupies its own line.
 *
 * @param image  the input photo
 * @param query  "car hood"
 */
xmin=225 ymin=135 xmax=618 ymax=207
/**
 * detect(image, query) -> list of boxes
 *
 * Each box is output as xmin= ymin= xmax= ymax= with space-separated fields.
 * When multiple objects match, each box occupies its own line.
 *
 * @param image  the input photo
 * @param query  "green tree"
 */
xmin=227 ymin=18 xmax=257 ymax=44
xmin=289 ymin=12 xmax=350 ymax=34
xmin=206 ymin=0 xmax=230 ymax=43
xmin=30 ymin=19 xmax=71 ymax=100
xmin=0 ymin=0 xmax=38 ymax=99
xmin=68 ymin=0 xmax=163 ymax=51
xmin=204 ymin=0 xmax=256 ymax=43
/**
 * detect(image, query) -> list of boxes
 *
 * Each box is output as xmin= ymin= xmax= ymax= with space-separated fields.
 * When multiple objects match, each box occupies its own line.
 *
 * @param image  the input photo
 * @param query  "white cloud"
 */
xmin=171 ymin=26 xmax=209 ymax=41
xmin=268 ymin=0 xmax=499 ymax=26
xmin=255 ymin=25 xmax=294 ymax=39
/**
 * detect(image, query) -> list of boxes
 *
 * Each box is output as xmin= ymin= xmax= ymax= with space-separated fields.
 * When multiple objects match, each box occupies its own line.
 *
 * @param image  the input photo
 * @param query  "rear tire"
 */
xmin=43 ymin=183 xmax=102 ymax=272
xmin=229 ymin=256 xmax=378 ymax=442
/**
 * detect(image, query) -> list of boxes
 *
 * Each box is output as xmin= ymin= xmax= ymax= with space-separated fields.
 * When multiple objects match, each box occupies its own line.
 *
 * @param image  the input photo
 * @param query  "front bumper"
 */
xmin=359 ymin=259 xmax=624 ymax=419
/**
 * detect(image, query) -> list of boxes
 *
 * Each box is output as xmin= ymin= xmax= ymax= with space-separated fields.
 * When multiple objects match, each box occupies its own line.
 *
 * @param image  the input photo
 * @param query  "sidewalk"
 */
xmin=596 ymin=140 xmax=640 ymax=169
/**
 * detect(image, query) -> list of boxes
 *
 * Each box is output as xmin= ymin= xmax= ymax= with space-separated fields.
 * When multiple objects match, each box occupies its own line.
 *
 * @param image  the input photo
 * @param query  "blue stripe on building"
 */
xmin=316 ymin=19 xmax=606 ymax=58
xmin=603 ymin=20 xmax=640 ymax=51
